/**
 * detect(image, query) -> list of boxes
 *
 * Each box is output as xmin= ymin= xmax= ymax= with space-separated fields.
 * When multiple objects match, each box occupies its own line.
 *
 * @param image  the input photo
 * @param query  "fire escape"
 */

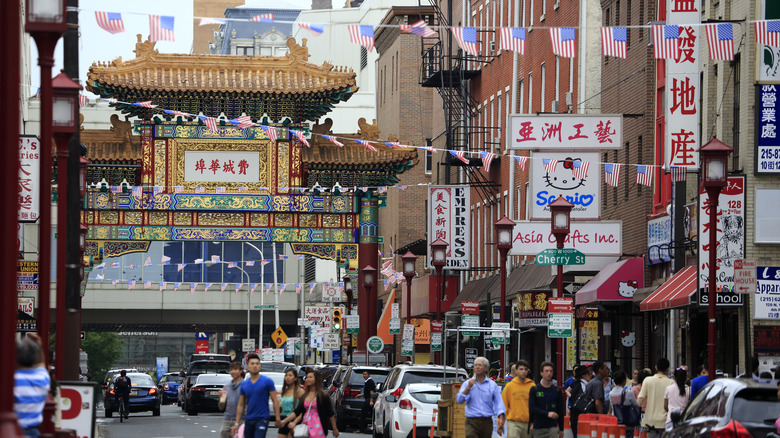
xmin=419 ymin=1 xmax=500 ymax=205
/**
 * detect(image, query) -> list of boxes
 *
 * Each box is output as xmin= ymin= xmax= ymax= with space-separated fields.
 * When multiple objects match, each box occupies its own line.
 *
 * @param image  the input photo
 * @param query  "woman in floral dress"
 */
xmin=280 ymin=369 xmax=339 ymax=438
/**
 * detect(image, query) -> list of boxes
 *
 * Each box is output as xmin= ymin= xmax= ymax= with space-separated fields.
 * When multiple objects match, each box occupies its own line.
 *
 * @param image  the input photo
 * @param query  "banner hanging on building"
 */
xmin=510 ymin=114 xmax=622 ymax=149
xmin=529 ymin=152 xmax=601 ymax=220
xmin=427 ymin=185 xmax=470 ymax=269
xmin=19 ymin=136 xmax=40 ymax=222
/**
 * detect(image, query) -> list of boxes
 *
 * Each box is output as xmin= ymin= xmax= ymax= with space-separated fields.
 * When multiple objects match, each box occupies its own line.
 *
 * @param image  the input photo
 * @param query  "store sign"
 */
xmin=427 ymin=186 xmax=470 ymax=269
xmin=664 ymin=0 xmax=701 ymax=170
xmin=698 ymin=176 xmax=745 ymax=299
xmin=516 ymin=291 xmax=550 ymax=327
xmin=754 ymin=325 xmax=780 ymax=354
xmin=510 ymin=114 xmax=622 ymax=149
xmin=461 ymin=301 xmax=480 ymax=315
xmin=758 ymin=85 xmax=780 ymax=173
xmin=19 ymin=136 xmax=40 ymax=222
xmin=60 ymin=382 xmax=98 ymax=438
xmin=305 ymin=306 xmax=332 ymax=329
xmin=647 ymin=216 xmax=672 ymax=264
xmin=756 ymin=266 xmax=780 ymax=319
xmin=184 ymin=151 xmax=260 ymax=183
xmin=529 ymin=152 xmax=601 ymax=220
xmin=510 ymin=221 xmax=622 ymax=256
xmin=17 ymin=260 xmax=38 ymax=292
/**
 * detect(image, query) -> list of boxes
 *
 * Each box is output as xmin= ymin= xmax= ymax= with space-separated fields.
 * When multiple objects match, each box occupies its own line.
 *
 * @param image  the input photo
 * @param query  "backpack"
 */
xmin=115 ymin=376 xmax=129 ymax=391
xmin=570 ymin=380 xmax=595 ymax=414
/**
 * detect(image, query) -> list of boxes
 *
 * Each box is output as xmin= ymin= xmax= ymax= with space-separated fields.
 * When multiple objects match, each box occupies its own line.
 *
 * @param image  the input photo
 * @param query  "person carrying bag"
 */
xmin=280 ymin=369 xmax=339 ymax=438
xmin=608 ymin=371 xmax=641 ymax=438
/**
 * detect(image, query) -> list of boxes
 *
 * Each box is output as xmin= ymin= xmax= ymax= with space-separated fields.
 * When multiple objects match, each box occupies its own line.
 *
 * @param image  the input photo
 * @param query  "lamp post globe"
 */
xmin=402 ymin=251 xmax=417 ymax=324
xmin=494 ymin=216 xmax=515 ymax=376
xmin=548 ymin=196 xmax=573 ymax=385
xmin=429 ymin=238 xmax=448 ymax=364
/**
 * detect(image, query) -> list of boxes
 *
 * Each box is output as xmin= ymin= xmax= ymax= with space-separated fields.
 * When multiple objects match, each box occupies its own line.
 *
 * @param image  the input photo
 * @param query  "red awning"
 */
xmin=575 ymin=257 xmax=645 ymax=305
xmin=640 ymin=266 xmax=697 ymax=311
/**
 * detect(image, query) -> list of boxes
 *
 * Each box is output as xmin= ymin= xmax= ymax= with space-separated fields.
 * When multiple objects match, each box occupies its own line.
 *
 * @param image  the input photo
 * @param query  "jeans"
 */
xmin=243 ymin=417 xmax=270 ymax=438
xmin=22 ymin=426 xmax=40 ymax=438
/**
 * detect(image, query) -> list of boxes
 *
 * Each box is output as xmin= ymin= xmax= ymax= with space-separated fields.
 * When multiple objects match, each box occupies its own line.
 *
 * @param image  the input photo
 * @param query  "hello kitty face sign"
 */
xmin=530 ymin=151 xmax=601 ymax=220
xmin=620 ymin=331 xmax=636 ymax=348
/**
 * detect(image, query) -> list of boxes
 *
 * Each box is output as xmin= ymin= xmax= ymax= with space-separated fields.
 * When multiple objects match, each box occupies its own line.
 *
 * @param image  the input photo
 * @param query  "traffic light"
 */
xmin=333 ymin=308 xmax=342 ymax=331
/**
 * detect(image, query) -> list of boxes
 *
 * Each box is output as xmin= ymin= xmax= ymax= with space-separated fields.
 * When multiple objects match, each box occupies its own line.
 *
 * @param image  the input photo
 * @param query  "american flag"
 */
xmin=144 ymin=281 xmax=152 ymax=289
xmin=279 ymin=255 xmax=288 ymax=260
xmin=111 ymin=262 xmax=120 ymax=268
xmin=194 ymin=258 xmax=204 ymax=264
xmin=571 ymin=160 xmax=590 ymax=179
xmin=190 ymin=283 xmax=196 ymax=294
xmin=669 ymin=166 xmax=687 ymax=182
xmin=195 ymin=186 xmax=205 ymax=194
xmin=227 ymin=262 xmax=236 ymax=268
xmin=298 ymin=22 xmax=324 ymax=35
xmin=450 ymin=150 xmax=470 ymax=164
xmin=549 ymin=28 xmax=576 ymax=58
xmin=202 ymin=116 xmax=219 ymax=132
xmin=173 ymin=186 xmax=184 ymax=193
xmin=95 ymin=12 xmax=125 ymax=34
xmin=128 ymin=280 xmax=136 ymax=290
xmin=324 ymin=135 xmax=343 ymax=147
xmin=79 ymin=95 xmax=88 ymax=108
xmin=601 ymin=26 xmax=627 ymax=58
xmin=174 ymin=282 xmax=181 ymax=291
xmin=96 ymin=273 xmax=104 ymax=280
xmin=514 ymin=155 xmax=528 ymax=171
xmin=199 ymin=18 xmax=225 ymax=26
xmin=149 ymin=15 xmax=175 ymax=42
xmin=292 ymin=130 xmax=309 ymax=147
xmin=265 ymin=283 xmax=272 ymax=295
xmin=262 ymin=125 xmax=278 ymax=142
xmin=215 ymin=187 xmax=226 ymax=193
xmin=384 ymin=141 xmax=403 ymax=148
xmin=163 ymin=109 xmax=189 ymax=117
xmin=153 ymin=186 xmax=162 ymax=195
xmin=543 ymin=158 xmax=558 ymax=173
xmin=400 ymin=20 xmax=436 ymax=37
xmin=237 ymin=186 xmax=248 ymax=192
xmin=348 ymin=25 xmax=375 ymax=51
xmin=220 ymin=283 xmax=227 ymax=292
xmin=357 ymin=139 xmax=377 ymax=151
xmin=653 ymin=25 xmax=679 ymax=60
xmin=636 ymin=165 xmax=654 ymax=186
xmin=260 ymin=260 xmax=271 ymax=266
xmin=500 ymin=27 xmax=526 ymax=54
xmin=604 ymin=163 xmax=621 ymax=187
xmin=755 ymin=20 xmax=780 ymax=48
xmin=480 ymin=151 xmax=496 ymax=172
xmin=451 ymin=27 xmax=480 ymax=56
xmin=211 ymin=255 xmax=221 ymax=263
xmin=296 ymin=283 xmax=302 ymax=294
xmin=132 ymin=186 xmax=142 ymax=197
xmin=249 ymin=14 xmax=274 ymax=23
xmin=233 ymin=115 xmax=255 ymax=128
xmin=706 ymin=23 xmax=734 ymax=60
xmin=136 ymin=101 xmax=156 ymax=108
xmin=246 ymin=261 xmax=256 ymax=267
xmin=205 ymin=283 xmax=212 ymax=291
xmin=161 ymin=255 xmax=171 ymax=265
xmin=110 ymin=185 xmax=120 ymax=193
xmin=309 ymin=282 xmax=316 ymax=294
xmin=105 ymin=98 xmax=118 ymax=104
xmin=422 ymin=145 xmax=436 ymax=153
xmin=177 ymin=263 xmax=186 ymax=271
xmin=159 ymin=282 xmax=167 ymax=291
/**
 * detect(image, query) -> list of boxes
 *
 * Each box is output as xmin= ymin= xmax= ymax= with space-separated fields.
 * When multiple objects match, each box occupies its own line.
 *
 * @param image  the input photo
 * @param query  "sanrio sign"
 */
xmin=530 ymin=152 xmax=601 ymax=220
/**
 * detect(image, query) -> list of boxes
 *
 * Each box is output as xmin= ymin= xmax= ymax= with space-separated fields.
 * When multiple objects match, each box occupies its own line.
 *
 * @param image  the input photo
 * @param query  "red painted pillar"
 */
xmin=357 ymin=196 xmax=379 ymax=350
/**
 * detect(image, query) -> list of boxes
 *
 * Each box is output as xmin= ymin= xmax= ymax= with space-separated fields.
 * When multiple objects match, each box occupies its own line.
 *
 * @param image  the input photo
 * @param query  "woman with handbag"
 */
xmin=280 ymin=369 xmax=340 ymax=438
xmin=279 ymin=368 xmax=305 ymax=438
xmin=609 ymin=371 xmax=641 ymax=438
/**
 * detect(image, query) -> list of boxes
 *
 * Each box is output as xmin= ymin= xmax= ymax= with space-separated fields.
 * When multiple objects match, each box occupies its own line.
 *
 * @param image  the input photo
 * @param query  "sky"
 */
xmin=29 ymin=0 xmax=325 ymax=96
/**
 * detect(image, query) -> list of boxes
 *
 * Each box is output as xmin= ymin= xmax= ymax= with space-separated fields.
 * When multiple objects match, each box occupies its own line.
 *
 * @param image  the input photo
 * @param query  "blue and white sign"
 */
xmin=756 ymin=266 xmax=780 ymax=320
xmin=156 ymin=357 xmax=168 ymax=381
xmin=530 ymin=152 xmax=600 ymax=220
xmin=647 ymin=216 xmax=671 ymax=264
xmin=758 ymin=85 xmax=780 ymax=173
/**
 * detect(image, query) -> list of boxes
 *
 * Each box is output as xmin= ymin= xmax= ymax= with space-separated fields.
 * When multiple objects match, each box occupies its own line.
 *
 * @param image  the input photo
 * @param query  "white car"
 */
xmin=261 ymin=372 xmax=286 ymax=420
xmin=373 ymin=365 xmax=467 ymax=438
xmin=382 ymin=383 xmax=442 ymax=438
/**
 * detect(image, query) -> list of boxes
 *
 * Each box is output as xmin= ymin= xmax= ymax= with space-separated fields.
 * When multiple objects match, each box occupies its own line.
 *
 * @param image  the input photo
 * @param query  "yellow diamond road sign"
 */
xmin=273 ymin=327 xmax=288 ymax=347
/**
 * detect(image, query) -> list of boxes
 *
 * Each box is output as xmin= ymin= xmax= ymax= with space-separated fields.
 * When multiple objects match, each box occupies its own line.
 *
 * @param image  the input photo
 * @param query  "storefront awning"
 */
xmin=639 ymin=266 xmax=697 ymax=311
xmin=575 ymin=257 xmax=645 ymax=305
xmin=450 ymin=275 xmax=499 ymax=311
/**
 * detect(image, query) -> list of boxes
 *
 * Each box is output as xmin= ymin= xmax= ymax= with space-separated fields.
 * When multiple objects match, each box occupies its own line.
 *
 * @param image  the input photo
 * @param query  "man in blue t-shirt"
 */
xmin=690 ymin=363 xmax=709 ymax=400
xmin=233 ymin=354 xmax=280 ymax=438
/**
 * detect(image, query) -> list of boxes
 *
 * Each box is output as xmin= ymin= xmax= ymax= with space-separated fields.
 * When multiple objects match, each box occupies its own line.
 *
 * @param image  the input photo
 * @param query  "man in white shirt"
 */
xmin=637 ymin=358 xmax=673 ymax=438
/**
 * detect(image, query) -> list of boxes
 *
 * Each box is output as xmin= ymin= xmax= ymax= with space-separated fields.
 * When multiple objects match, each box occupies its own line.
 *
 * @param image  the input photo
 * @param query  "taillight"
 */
xmin=149 ymin=388 xmax=157 ymax=395
xmin=345 ymin=387 xmax=362 ymax=397
xmin=710 ymin=420 xmax=752 ymax=438
xmin=109 ymin=389 xmax=115 ymax=395
xmin=191 ymin=387 xmax=205 ymax=392
xmin=392 ymin=388 xmax=404 ymax=398
xmin=164 ymin=384 xmax=169 ymax=390
xmin=399 ymin=399 xmax=413 ymax=410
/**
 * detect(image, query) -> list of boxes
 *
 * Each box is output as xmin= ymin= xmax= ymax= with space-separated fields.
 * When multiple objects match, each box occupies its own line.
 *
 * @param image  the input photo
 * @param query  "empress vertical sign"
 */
xmin=665 ymin=0 xmax=701 ymax=170
xmin=19 ymin=136 xmax=40 ymax=222
xmin=428 ymin=186 xmax=470 ymax=269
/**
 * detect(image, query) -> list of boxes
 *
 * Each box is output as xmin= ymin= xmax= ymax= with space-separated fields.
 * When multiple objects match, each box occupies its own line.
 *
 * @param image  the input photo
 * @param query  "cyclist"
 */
xmin=114 ymin=370 xmax=132 ymax=419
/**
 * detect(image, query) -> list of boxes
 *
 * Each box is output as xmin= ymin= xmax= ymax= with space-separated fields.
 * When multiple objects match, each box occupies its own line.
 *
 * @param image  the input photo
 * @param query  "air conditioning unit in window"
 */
xmin=551 ymin=100 xmax=559 ymax=113
xmin=489 ymin=40 xmax=496 ymax=54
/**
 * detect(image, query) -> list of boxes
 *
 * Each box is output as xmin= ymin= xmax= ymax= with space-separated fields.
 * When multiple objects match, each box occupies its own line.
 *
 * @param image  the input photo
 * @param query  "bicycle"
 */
xmin=117 ymin=394 xmax=128 ymax=422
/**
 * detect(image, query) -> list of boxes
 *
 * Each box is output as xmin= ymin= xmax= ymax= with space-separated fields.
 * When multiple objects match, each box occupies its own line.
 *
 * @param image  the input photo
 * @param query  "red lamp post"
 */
xmin=429 ymin=238 xmax=448 ymax=364
xmin=402 ymin=251 xmax=418 ymax=324
xmin=698 ymin=137 xmax=732 ymax=382
xmin=549 ymin=196 xmax=573 ymax=385
xmin=362 ymin=265 xmax=376 ymax=361
xmin=494 ymin=216 xmax=516 ymax=376
xmin=343 ymin=274 xmax=353 ymax=363
xmin=52 ymin=71 xmax=82 ymax=381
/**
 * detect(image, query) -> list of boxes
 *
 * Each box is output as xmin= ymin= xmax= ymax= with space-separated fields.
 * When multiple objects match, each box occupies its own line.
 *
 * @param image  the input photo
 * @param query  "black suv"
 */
xmin=331 ymin=366 xmax=390 ymax=432
xmin=178 ymin=356 xmax=231 ymax=410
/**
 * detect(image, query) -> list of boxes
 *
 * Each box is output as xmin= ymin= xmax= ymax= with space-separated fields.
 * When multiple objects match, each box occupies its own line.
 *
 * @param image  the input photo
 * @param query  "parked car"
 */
xmin=327 ymin=366 xmax=349 ymax=396
xmin=105 ymin=372 xmax=161 ymax=418
xmin=373 ymin=365 xmax=467 ymax=438
xmin=178 ymin=375 xmax=198 ymax=410
xmin=185 ymin=374 xmax=233 ymax=415
xmin=260 ymin=361 xmax=296 ymax=373
xmin=662 ymin=378 xmax=780 ymax=438
xmin=260 ymin=372 xmax=286 ymax=421
xmin=157 ymin=372 xmax=183 ymax=405
xmin=179 ymin=357 xmax=231 ymax=410
xmin=332 ymin=366 xmax=391 ymax=432
xmin=381 ymin=383 xmax=442 ymax=438
xmin=102 ymin=368 xmax=138 ymax=401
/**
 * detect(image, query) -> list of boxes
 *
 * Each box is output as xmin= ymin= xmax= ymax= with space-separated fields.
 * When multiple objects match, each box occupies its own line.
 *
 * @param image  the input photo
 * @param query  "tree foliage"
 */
xmin=81 ymin=332 xmax=123 ymax=383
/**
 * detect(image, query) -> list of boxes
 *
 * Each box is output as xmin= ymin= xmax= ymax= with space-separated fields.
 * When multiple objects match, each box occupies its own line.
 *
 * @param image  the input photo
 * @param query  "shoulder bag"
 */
xmin=293 ymin=401 xmax=312 ymax=438
xmin=613 ymin=388 xmax=641 ymax=427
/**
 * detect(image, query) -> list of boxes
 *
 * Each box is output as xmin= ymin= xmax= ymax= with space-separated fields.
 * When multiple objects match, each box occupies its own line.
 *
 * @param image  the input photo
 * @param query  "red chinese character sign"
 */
xmin=427 ymin=186 xmax=470 ymax=269
xmin=19 ymin=136 xmax=40 ymax=222
xmin=510 ymin=115 xmax=622 ymax=150
xmin=184 ymin=151 xmax=261 ymax=183
xmin=665 ymin=0 xmax=701 ymax=169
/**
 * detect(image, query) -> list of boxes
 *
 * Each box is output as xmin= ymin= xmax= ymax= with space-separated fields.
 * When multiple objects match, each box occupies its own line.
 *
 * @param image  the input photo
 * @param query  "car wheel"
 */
xmin=152 ymin=406 xmax=160 ymax=416
xmin=186 ymin=401 xmax=197 ymax=416
xmin=177 ymin=399 xmax=181 ymax=407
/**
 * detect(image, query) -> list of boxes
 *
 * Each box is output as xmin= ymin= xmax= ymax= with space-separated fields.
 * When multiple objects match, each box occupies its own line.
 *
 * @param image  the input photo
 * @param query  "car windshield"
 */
xmin=166 ymin=376 xmax=184 ymax=383
xmin=189 ymin=362 xmax=230 ymax=374
xmin=197 ymin=375 xmax=233 ymax=385
xmin=400 ymin=371 xmax=465 ymax=387
xmin=261 ymin=373 xmax=286 ymax=386
xmin=410 ymin=390 xmax=441 ymax=404
xmin=125 ymin=374 xmax=155 ymax=386
xmin=349 ymin=370 xmax=390 ymax=386
xmin=261 ymin=363 xmax=294 ymax=373
xmin=731 ymin=389 xmax=780 ymax=425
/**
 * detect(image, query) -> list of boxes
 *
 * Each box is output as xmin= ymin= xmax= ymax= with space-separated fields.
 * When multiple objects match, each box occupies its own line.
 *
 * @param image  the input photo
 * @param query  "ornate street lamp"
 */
xmin=494 ymin=216 xmax=516 ymax=375
xmin=699 ymin=136 xmax=732 ymax=382
xmin=79 ymin=157 xmax=89 ymax=199
xmin=429 ymin=238 xmax=448 ymax=364
xmin=79 ymin=224 xmax=88 ymax=253
xmin=402 ymin=251 xmax=418 ymax=324
xmin=549 ymin=196 xmax=573 ymax=385
xmin=343 ymin=274 xmax=353 ymax=364
xmin=362 ymin=265 xmax=376 ymax=360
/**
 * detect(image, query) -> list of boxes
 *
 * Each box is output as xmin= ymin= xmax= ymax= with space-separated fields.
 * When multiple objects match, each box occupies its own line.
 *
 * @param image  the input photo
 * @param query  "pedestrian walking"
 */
xmin=528 ymin=362 xmax=564 ymax=438
xmin=566 ymin=365 xmax=591 ymax=437
xmin=219 ymin=362 xmax=244 ymax=438
xmin=360 ymin=371 xmax=376 ymax=433
xmin=281 ymin=369 xmax=340 ymax=438
xmin=689 ymin=363 xmax=709 ymax=400
xmin=631 ymin=369 xmax=650 ymax=413
xmin=586 ymin=361 xmax=609 ymax=415
xmin=233 ymin=354 xmax=282 ymax=438
xmin=277 ymin=368 xmax=304 ymax=438
xmin=637 ymin=358 xmax=673 ymax=438
xmin=663 ymin=368 xmax=690 ymax=427
xmin=608 ymin=371 xmax=641 ymax=438
xmin=456 ymin=356 xmax=507 ymax=438
xmin=14 ymin=333 xmax=50 ymax=438
xmin=503 ymin=360 xmax=535 ymax=438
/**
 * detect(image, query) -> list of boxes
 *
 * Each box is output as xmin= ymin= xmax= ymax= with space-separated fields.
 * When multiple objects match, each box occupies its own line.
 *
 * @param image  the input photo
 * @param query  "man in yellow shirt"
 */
xmin=637 ymin=358 xmax=673 ymax=438
xmin=503 ymin=360 xmax=536 ymax=438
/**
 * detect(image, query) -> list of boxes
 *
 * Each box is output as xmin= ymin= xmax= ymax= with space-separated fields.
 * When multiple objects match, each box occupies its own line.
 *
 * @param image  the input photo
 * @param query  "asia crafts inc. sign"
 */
xmin=530 ymin=152 xmax=601 ymax=220
xmin=510 ymin=221 xmax=622 ymax=256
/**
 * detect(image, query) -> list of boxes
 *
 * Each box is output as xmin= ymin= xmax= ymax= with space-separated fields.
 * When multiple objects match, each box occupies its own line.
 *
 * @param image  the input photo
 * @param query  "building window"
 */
xmin=425 ymin=139 xmax=433 ymax=174
xmin=519 ymin=79 xmax=525 ymax=114
xmin=624 ymin=141 xmax=630 ymax=199
xmin=732 ymin=53 xmax=740 ymax=168
xmin=540 ymin=63 xmax=546 ymax=112
xmin=360 ymin=46 xmax=367 ymax=70
xmin=637 ymin=136 xmax=643 ymax=195
xmin=626 ymin=0 xmax=632 ymax=48
xmin=237 ymin=46 xmax=254 ymax=56
xmin=639 ymin=0 xmax=644 ymax=41
xmin=603 ymin=152 xmax=609 ymax=209
xmin=612 ymin=150 xmax=618 ymax=205
xmin=528 ymin=73 xmax=533 ymax=113
xmin=259 ymin=47 xmax=272 ymax=56
xmin=555 ymin=56 xmax=560 ymax=109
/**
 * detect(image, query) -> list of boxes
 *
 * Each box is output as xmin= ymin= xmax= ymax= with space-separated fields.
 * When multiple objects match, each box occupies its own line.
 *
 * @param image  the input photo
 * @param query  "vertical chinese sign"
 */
xmin=757 ymin=85 xmax=780 ymax=173
xmin=664 ymin=0 xmax=701 ymax=170
xmin=19 ymin=136 xmax=40 ymax=222
xmin=427 ymin=186 xmax=470 ymax=269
